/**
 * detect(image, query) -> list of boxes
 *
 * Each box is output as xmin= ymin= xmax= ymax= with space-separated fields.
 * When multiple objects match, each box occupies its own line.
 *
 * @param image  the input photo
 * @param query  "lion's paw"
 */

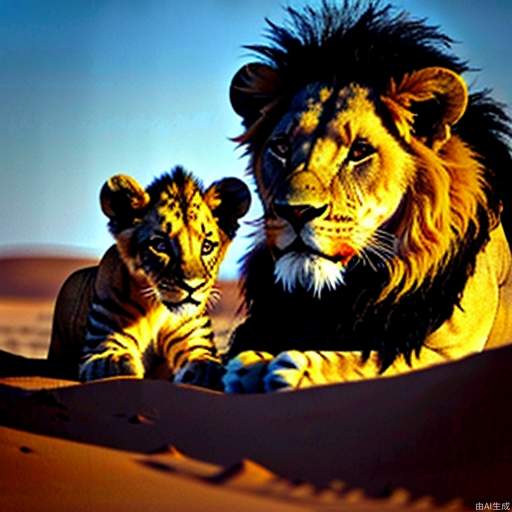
xmin=223 ymin=351 xmax=273 ymax=393
xmin=263 ymin=350 xmax=309 ymax=392
xmin=174 ymin=358 xmax=224 ymax=391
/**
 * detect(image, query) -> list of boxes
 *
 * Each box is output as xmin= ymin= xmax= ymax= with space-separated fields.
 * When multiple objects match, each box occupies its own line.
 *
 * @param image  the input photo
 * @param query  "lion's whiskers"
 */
xmin=357 ymin=248 xmax=379 ymax=272
xmin=372 ymin=229 xmax=399 ymax=246
xmin=352 ymin=228 xmax=398 ymax=271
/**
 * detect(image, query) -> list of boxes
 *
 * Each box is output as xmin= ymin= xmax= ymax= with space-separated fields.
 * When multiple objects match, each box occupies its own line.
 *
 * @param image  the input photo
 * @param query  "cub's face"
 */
xmin=133 ymin=184 xmax=225 ymax=309
xmin=101 ymin=170 xmax=250 ymax=312
xmin=256 ymin=82 xmax=413 ymax=296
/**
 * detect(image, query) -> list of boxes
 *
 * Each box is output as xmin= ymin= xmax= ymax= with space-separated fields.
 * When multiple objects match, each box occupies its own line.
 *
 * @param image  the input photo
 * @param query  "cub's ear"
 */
xmin=230 ymin=63 xmax=282 ymax=127
xmin=205 ymin=178 xmax=251 ymax=239
xmin=100 ymin=174 xmax=150 ymax=234
xmin=381 ymin=67 xmax=468 ymax=151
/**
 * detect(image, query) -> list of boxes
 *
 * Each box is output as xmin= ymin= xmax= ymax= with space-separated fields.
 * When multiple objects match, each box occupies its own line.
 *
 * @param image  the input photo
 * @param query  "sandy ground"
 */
xmin=0 ymin=255 xmax=96 ymax=359
xmin=2 ymin=345 xmax=512 ymax=511
xmin=0 ymin=426 xmax=317 ymax=512
xmin=0 ymin=298 xmax=53 ymax=358
xmin=1 ymin=255 xmax=511 ymax=511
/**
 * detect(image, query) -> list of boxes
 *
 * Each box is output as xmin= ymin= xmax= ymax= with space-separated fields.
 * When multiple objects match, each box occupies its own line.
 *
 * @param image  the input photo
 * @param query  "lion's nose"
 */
xmin=273 ymin=202 xmax=327 ymax=230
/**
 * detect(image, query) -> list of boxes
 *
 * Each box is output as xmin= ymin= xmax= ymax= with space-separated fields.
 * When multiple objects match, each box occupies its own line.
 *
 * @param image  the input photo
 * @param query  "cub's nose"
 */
xmin=181 ymin=278 xmax=207 ymax=292
xmin=273 ymin=202 xmax=327 ymax=231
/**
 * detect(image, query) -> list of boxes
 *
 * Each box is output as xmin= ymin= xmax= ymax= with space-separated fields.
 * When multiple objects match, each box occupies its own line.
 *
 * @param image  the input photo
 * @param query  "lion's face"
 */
xmin=256 ymin=82 xmax=413 ymax=296
xmin=232 ymin=63 xmax=484 ymax=300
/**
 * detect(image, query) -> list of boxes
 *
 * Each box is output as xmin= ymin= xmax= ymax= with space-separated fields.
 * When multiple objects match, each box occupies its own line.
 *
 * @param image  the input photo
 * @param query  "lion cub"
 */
xmin=48 ymin=167 xmax=250 ymax=389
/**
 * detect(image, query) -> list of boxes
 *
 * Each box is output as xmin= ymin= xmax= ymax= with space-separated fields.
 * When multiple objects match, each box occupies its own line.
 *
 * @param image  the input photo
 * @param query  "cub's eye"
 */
xmin=267 ymin=136 xmax=290 ymax=161
xmin=148 ymin=238 xmax=168 ymax=253
xmin=201 ymin=239 xmax=218 ymax=256
xmin=347 ymin=138 xmax=375 ymax=163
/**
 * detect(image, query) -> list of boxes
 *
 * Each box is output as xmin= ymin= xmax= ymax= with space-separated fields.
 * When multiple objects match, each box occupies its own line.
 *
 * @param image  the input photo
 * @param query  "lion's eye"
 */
xmin=202 ymin=239 xmax=218 ymax=256
xmin=347 ymin=139 xmax=375 ymax=163
xmin=267 ymin=136 xmax=290 ymax=162
xmin=148 ymin=238 xmax=168 ymax=253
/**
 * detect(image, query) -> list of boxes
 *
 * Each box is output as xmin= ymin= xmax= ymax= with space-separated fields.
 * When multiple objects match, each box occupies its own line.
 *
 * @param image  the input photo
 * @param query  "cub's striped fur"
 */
xmin=48 ymin=167 xmax=250 ymax=387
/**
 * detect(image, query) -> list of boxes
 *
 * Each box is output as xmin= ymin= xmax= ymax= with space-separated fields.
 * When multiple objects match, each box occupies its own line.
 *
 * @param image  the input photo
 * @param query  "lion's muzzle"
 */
xmin=273 ymin=201 xmax=327 ymax=232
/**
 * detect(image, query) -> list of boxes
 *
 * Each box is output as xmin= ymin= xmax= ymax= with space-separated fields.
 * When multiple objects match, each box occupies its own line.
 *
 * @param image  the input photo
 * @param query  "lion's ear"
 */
xmin=381 ymin=67 xmax=468 ymax=150
xmin=100 ymin=174 xmax=150 ymax=234
xmin=230 ymin=63 xmax=282 ymax=127
xmin=205 ymin=177 xmax=251 ymax=239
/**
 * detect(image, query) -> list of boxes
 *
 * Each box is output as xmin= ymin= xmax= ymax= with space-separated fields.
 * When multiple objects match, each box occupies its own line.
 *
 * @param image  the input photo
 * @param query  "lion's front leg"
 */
xmin=223 ymin=350 xmax=358 ymax=393
xmin=263 ymin=350 xmax=361 ymax=391
xmin=224 ymin=350 xmax=389 ymax=392
xmin=263 ymin=348 xmax=453 ymax=390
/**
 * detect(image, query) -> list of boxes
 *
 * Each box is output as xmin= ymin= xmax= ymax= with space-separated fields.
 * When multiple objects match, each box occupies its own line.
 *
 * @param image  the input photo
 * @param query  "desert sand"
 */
xmin=1 ymin=255 xmax=511 ymax=511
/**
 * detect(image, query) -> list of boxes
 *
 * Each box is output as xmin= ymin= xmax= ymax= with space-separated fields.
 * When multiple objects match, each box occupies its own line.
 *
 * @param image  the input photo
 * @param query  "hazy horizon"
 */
xmin=1 ymin=0 xmax=511 ymax=277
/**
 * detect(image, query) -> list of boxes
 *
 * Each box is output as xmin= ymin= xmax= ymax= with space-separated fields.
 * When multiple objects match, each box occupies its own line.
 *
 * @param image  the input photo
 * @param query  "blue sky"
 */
xmin=1 ymin=0 xmax=511 ymax=278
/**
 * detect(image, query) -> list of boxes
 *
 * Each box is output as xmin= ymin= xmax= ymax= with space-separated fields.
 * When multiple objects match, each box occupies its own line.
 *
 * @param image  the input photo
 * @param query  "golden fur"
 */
xmin=383 ymin=135 xmax=487 ymax=300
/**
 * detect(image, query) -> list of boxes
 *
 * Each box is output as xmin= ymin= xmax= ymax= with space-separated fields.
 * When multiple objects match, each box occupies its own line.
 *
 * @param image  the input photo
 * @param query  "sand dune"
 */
xmin=0 ymin=255 xmax=98 ymax=299
xmin=0 ymin=254 xmax=97 ymax=358
xmin=2 ymin=344 xmax=512 ymax=511
xmin=0 ymin=427 xmax=315 ymax=512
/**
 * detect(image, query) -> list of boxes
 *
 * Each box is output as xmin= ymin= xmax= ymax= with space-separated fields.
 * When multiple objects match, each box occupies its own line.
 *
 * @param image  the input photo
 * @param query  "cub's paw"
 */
xmin=79 ymin=351 xmax=145 ymax=381
xmin=223 ymin=351 xmax=273 ymax=393
xmin=174 ymin=359 xmax=225 ymax=391
xmin=263 ymin=350 xmax=310 ymax=392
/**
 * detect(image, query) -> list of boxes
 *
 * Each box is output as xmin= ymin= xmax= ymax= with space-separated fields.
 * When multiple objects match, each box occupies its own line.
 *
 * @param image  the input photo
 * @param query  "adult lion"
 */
xmin=222 ymin=2 xmax=512 ymax=392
